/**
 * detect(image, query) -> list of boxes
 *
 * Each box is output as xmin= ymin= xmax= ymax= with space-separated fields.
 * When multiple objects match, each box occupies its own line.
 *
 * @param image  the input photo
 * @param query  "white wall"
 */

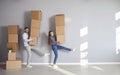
xmin=0 ymin=0 xmax=120 ymax=64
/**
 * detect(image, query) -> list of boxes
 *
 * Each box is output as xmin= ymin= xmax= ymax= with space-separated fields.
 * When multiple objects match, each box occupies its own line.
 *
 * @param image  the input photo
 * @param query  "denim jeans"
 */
xmin=52 ymin=44 xmax=71 ymax=64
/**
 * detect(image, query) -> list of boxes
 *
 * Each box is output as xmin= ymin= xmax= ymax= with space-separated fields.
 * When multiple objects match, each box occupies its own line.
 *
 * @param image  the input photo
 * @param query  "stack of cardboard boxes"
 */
xmin=6 ymin=25 xmax=21 ymax=70
xmin=55 ymin=14 xmax=65 ymax=44
xmin=29 ymin=10 xmax=42 ymax=46
xmin=7 ymin=25 xmax=19 ymax=52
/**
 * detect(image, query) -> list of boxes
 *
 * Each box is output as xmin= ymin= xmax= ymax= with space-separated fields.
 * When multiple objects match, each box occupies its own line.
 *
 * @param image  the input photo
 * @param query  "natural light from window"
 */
xmin=80 ymin=26 xmax=88 ymax=65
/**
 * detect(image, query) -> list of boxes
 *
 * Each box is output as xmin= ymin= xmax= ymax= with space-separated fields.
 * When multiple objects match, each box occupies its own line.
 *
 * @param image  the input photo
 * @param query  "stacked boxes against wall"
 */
xmin=55 ymin=14 xmax=65 ymax=44
xmin=6 ymin=25 xmax=21 ymax=70
xmin=29 ymin=10 xmax=42 ymax=46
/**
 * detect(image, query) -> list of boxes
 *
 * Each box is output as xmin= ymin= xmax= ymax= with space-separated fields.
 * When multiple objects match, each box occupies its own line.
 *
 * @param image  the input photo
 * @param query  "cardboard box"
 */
xmin=31 ymin=19 xmax=41 ymax=28
xmin=57 ymin=35 xmax=65 ymax=44
xmin=8 ymin=52 xmax=16 ymax=60
xmin=6 ymin=58 xmax=21 ymax=70
xmin=8 ymin=34 xmax=18 ymax=43
xmin=8 ymin=25 xmax=19 ymax=34
xmin=55 ymin=14 xmax=65 ymax=26
xmin=30 ymin=28 xmax=40 ymax=37
xmin=29 ymin=37 xmax=38 ymax=46
xmin=56 ymin=26 xmax=65 ymax=35
xmin=7 ymin=43 xmax=19 ymax=52
xmin=56 ymin=31 xmax=65 ymax=35
xmin=30 ymin=10 xmax=42 ymax=20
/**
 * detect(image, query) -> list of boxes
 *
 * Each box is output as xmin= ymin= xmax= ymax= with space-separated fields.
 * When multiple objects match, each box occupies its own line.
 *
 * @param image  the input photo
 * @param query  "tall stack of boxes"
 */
xmin=29 ymin=10 xmax=42 ymax=46
xmin=6 ymin=25 xmax=21 ymax=70
xmin=55 ymin=14 xmax=65 ymax=44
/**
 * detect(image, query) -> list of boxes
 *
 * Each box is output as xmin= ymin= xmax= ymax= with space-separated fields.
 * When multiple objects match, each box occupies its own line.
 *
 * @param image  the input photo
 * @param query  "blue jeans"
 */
xmin=52 ymin=44 xmax=71 ymax=64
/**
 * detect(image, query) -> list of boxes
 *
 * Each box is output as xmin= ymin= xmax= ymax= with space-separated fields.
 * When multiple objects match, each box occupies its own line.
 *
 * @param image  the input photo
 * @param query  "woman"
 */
xmin=48 ymin=31 xmax=75 ymax=68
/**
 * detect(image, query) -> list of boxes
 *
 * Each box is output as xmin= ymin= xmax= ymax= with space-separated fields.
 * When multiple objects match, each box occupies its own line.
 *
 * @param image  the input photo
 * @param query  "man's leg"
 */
xmin=25 ymin=46 xmax=32 ymax=68
xmin=31 ymin=46 xmax=50 ymax=56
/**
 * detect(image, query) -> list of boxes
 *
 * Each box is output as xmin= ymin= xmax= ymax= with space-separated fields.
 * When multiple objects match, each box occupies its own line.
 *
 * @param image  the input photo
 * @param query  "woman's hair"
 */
xmin=48 ymin=31 xmax=57 ymax=45
xmin=24 ymin=27 xmax=29 ymax=30
xmin=48 ymin=31 xmax=53 ymax=37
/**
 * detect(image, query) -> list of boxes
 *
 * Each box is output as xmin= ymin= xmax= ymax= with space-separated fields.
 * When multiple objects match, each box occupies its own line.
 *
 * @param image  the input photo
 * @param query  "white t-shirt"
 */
xmin=22 ymin=32 xmax=32 ymax=46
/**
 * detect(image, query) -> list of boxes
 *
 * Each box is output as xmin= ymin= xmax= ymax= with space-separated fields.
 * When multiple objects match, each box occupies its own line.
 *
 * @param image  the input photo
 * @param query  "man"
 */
xmin=22 ymin=27 xmax=50 ymax=68
xmin=22 ymin=27 xmax=33 ymax=68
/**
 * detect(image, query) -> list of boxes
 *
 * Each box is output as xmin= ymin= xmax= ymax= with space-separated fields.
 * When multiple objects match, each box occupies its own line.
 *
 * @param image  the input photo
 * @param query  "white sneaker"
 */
xmin=26 ymin=65 xmax=32 ymax=68
xmin=44 ymin=53 xmax=50 ymax=56
xmin=71 ymin=48 xmax=76 ymax=52
xmin=52 ymin=65 xmax=58 ymax=68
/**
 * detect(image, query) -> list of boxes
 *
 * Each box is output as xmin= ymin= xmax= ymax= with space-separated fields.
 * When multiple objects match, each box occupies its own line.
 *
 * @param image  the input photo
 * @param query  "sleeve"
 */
xmin=22 ymin=34 xmax=32 ymax=42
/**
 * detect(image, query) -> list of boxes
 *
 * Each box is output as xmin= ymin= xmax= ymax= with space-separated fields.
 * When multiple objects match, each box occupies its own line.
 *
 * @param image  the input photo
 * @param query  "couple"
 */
xmin=22 ymin=27 xmax=75 ymax=68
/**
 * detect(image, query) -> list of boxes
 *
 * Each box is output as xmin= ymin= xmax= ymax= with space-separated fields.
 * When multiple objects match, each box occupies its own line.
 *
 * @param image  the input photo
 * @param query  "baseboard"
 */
xmin=22 ymin=62 xmax=120 ymax=65
xmin=1 ymin=62 xmax=120 ymax=65
xmin=88 ymin=62 xmax=120 ymax=65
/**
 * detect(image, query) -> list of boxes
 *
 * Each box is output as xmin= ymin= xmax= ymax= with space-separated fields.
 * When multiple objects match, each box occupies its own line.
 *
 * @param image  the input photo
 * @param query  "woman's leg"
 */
xmin=56 ymin=45 xmax=71 ymax=51
xmin=52 ymin=45 xmax=58 ymax=64
xmin=25 ymin=46 xmax=32 ymax=66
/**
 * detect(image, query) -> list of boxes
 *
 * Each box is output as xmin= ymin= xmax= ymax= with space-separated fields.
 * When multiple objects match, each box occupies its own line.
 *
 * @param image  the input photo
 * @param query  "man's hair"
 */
xmin=24 ymin=27 xmax=29 ymax=30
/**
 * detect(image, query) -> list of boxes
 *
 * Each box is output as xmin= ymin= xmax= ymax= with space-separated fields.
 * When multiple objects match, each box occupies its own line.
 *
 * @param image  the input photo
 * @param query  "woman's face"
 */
xmin=50 ymin=32 xmax=54 ymax=36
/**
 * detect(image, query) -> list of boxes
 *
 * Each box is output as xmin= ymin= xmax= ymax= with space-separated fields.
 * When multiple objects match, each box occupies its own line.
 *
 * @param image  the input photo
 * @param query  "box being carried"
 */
xmin=29 ymin=37 xmax=38 ymax=46
xmin=30 ymin=10 xmax=42 ymax=20
xmin=56 ymin=26 xmax=65 ymax=35
xmin=55 ymin=14 xmax=65 ymax=26
xmin=57 ymin=35 xmax=65 ymax=44
xmin=30 ymin=28 xmax=40 ymax=37
xmin=31 ymin=19 xmax=41 ymax=29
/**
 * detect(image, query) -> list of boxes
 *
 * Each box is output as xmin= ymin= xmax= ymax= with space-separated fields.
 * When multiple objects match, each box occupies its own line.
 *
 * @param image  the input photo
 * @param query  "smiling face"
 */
xmin=24 ymin=28 xmax=29 ymax=33
xmin=50 ymin=31 xmax=54 ymax=36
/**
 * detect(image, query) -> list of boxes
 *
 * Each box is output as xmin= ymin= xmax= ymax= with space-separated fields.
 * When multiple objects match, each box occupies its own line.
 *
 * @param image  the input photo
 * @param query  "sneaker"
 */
xmin=52 ymin=65 xmax=58 ymax=68
xmin=26 ymin=65 xmax=32 ymax=68
xmin=71 ymin=48 xmax=76 ymax=52
xmin=44 ymin=53 xmax=50 ymax=56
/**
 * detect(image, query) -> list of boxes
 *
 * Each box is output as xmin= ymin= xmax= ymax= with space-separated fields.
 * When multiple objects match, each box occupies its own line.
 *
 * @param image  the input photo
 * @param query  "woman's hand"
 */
xmin=57 ymin=41 xmax=60 ymax=44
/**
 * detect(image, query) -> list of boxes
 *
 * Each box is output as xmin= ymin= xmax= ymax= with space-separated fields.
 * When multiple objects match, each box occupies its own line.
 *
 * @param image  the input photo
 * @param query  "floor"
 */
xmin=0 ymin=64 xmax=120 ymax=75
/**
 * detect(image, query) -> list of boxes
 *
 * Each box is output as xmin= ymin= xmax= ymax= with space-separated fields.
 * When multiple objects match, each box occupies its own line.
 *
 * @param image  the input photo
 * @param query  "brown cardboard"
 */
xmin=7 ymin=43 xmax=18 ymax=52
xmin=29 ymin=37 xmax=38 ymax=46
xmin=6 ymin=58 xmax=21 ymax=70
xmin=8 ymin=34 xmax=18 ymax=43
xmin=30 ymin=10 xmax=42 ymax=20
xmin=31 ymin=19 xmax=41 ymax=28
xmin=8 ymin=25 xmax=19 ymax=34
xmin=30 ymin=28 xmax=40 ymax=37
xmin=56 ymin=26 xmax=65 ymax=35
xmin=8 ymin=52 xmax=16 ymax=60
xmin=56 ymin=31 xmax=65 ymax=35
xmin=55 ymin=14 xmax=65 ymax=26
xmin=57 ymin=35 xmax=65 ymax=44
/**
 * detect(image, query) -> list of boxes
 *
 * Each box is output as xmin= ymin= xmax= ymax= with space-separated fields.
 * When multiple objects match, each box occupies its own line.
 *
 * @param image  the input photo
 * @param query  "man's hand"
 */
xmin=30 ymin=38 xmax=33 ymax=42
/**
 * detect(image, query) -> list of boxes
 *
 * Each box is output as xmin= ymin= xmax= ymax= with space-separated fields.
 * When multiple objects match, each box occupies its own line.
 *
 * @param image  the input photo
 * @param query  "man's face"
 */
xmin=25 ymin=28 xmax=29 ymax=33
